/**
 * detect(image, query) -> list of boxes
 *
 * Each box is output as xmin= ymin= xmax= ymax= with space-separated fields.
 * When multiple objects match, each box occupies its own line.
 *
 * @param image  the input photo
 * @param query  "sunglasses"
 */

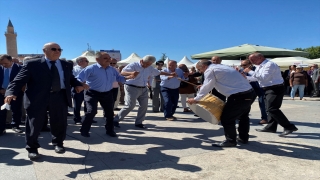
xmin=158 ymin=64 xmax=164 ymax=66
xmin=110 ymin=63 xmax=117 ymax=65
xmin=51 ymin=48 xmax=63 ymax=52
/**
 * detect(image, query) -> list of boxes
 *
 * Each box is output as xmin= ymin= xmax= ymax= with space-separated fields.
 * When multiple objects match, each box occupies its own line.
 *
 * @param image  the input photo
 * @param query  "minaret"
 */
xmin=5 ymin=20 xmax=18 ymax=57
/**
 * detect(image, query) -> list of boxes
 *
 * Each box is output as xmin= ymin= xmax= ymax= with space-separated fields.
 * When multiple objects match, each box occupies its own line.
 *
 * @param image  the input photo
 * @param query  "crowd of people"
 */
xmin=282 ymin=64 xmax=320 ymax=99
xmin=1 ymin=42 xmax=319 ymax=159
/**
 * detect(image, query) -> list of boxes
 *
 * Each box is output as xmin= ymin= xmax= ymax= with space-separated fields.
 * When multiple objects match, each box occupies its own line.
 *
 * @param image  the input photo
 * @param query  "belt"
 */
xmin=262 ymin=84 xmax=284 ymax=91
xmin=232 ymin=89 xmax=254 ymax=96
xmin=50 ymin=89 xmax=66 ymax=93
xmin=126 ymin=84 xmax=146 ymax=88
xmin=88 ymin=89 xmax=111 ymax=94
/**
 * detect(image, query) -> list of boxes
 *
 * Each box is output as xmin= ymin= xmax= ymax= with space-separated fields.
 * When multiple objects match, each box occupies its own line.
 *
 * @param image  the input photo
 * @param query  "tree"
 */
xmin=159 ymin=53 xmax=167 ymax=61
xmin=294 ymin=46 xmax=320 ymax=59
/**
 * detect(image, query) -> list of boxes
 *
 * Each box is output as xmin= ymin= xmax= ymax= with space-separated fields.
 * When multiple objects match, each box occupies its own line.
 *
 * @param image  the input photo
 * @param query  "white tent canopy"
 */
xmin=305 ymin=58 xmax=320 ymax=65
xmin=119 ymin=53 xmax=141 ymax=65
xmin=187 ymin=61 xmax=198 ymax=69
xmin=164 ymin=57 xmax=170 ymax=64
xmin=177 ymin=56 xmax=194 ymax=66
xmin=270 ymin=56 xmax=311 ymax=67
xmin=186 ymin=59 xmax=241 ymax=69
xmin=72 ymin=51 xmax=96 ymax=64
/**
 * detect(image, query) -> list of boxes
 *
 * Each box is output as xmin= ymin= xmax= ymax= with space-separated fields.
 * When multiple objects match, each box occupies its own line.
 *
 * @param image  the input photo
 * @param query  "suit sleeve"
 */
xmin=5 ymin=65 xmax=30 ymax=97
xmin=68 ymin=63 xmax=82 ymax=87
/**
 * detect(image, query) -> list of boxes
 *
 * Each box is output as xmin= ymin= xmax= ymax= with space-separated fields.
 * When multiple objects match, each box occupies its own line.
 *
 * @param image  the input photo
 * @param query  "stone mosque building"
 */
xmin=4 ymin=20 xmax=42 ymax=60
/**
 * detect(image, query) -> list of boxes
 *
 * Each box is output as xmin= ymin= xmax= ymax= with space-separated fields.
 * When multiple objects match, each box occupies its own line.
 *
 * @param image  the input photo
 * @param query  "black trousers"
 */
xmin=220 ymin=90 xmax=255 ymax=143
xmin=211 ymin=88 xmax=226 ymax=102
xmin=0 ymin=92 xmax=23 ymax=131
xmin=80 ymin=89 xmax=114 ymax=133
xmin=263 ymin=85 xmax=296 ymax=131
xmin=26 ymin=90 xmax=68 ymax=153
xmin=161 ymin=87 xmax=179 ymax=118
xmin=103 ymin=87 xmax=118 ymax=117
xmin=72 ymin=90 xmax=87 ymax=122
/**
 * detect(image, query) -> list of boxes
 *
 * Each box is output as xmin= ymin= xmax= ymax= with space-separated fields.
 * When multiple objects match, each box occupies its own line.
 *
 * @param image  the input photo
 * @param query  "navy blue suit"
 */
xmin=0 ymin=63 xmax=23 ymax=132
xmin=242 ymin=66 xmax=268 ymax=120
xmin=5 ymin=57 xmax=82 ymax=152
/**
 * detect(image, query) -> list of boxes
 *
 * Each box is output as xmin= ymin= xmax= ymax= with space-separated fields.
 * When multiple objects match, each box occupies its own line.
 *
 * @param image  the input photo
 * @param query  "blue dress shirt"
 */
xmin=76 ymin=63 xmax=126 ymax=92
xmin=45 ymin=58 xmax=66 ymax=89
xmin=73 ymin=65 xmax=85 ymax=77
xmin=123 ymin=62 xmax=160 ymax=86
xmin=160 ymin=68 xmax=184 ymax=89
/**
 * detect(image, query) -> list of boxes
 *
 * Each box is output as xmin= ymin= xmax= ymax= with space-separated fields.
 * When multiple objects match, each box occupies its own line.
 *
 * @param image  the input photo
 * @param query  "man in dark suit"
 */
xmin=5 ymin=42 xmax=85 ymax=160
xmin=0 ymin=54 xmax=23 ymax=135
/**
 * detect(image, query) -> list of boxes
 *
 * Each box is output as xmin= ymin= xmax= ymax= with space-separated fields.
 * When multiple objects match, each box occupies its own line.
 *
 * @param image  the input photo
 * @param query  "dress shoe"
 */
xmin=194 ymin=114 xmax=199 ymax=117
xmin=12 ymin=127 xmax=23 ymax=133
xmin=41 ymin=126 xmax=51 ymax=132
xmin=28 ymin=152 xmax=40 ymax=160
xmin=135 ymin=124 xmax=147 ymax=129
xmin=183 ymin=108 xmax=192 ymax=112
xmin=212 ymin=140 xmax=237 ymax=147
xmin=54 ymin=146 xmax=66 ymax=154
xmin=114 ymin=108 xmax=121 ymax=111
xmin=92 ymin=120 xmax=97 ymax=123
xmin=166 ymin=117 xmax=175 ymax=121
xmin=255 ymin=128 xmax=276 ymax=133
xmin=0 ymin=130 xmax=6 ymax=136
xmin=114 ymin=122 xmax=121 ymax=128
xmin=80 ymin=132 xmax=90 ymax=137
xmin=259 ymin=119 xmax=268 ymax=124
xmin=106 ymin=131 xmax=118 ymax=137
xmin=67 ymin=113 xmax=73 ymax=116
xmin=279 ymin=127 xmax=298 ymax=137
xmin=74 ymin=121 xmax=82 ymax=125
xmin=237 ymin=137 xmax=248 ymax=144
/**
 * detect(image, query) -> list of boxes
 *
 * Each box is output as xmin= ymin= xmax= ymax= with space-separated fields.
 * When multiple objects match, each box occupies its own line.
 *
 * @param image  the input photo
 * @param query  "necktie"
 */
xmin=2 ymin=68 xmax=10 ymax=89
xmin=50 ymin=61 xmax=61 ymax=92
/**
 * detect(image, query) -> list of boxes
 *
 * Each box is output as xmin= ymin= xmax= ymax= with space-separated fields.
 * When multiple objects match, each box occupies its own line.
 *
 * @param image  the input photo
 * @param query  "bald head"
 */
xmin=168 ymin=60 xmax=177 ymax=72
xmin=248 ymin=53 xmax=265 ymax=65
xmin=42 ymin=42 xmax=62 ymax=61
xmin=196 ymin=60 xmax=211 ymax=73
xmin=211 ymin=56 xmax=222 ymax=64
xmin=43 ymin=42 xmax=59 ymax=49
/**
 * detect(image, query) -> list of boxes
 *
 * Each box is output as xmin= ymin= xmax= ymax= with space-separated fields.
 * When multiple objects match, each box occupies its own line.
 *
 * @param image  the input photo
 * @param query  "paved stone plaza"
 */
xmin=0 ymin=97 xmax=319 ymax=180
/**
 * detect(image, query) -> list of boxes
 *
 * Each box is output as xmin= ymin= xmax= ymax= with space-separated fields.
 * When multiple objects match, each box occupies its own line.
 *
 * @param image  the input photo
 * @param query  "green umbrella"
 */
xmin=191 ymin=44 xmax=309 ymax=60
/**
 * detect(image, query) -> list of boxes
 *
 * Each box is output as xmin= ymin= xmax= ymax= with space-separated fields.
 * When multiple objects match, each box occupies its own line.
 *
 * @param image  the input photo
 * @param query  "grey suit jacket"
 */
xmin=312 ymin=68 xmax=319 ymax=82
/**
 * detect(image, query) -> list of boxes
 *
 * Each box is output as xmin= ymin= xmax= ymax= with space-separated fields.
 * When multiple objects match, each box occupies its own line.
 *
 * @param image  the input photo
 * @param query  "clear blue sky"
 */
xmin=0 ymin=0 xmax=319 ymax=61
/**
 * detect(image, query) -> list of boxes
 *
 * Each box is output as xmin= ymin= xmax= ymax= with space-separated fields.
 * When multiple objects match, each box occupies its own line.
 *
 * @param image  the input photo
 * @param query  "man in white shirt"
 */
xmin=113 ymin=55 xmax=175 ymax=129
xmin=188 ymin=60 xmax=255 ymax=147
xmin=244 ymin=53 xmax=298 ymax=136
xmin=72 ymin=57 xmax=89 ymax=124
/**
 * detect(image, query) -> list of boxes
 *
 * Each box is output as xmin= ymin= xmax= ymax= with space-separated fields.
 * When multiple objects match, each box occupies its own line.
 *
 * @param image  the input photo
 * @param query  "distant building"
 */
xmin=17 ymin=54 xmax=43 ymax=60
xmin=5 ymin=20 xmax=18 ymax=57
xmin=100 ymin=49 xmax=121 ymax=61
xmin=4 ymin=20 xmax=44 ymax=60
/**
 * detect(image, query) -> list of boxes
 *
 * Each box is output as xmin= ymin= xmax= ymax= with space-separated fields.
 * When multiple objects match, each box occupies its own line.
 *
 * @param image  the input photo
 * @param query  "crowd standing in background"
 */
xmin=1 ymin=46 xmax=319 ymax=161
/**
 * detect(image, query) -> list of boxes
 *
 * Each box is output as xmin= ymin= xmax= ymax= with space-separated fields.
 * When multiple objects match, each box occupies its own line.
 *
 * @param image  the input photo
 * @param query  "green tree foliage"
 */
xmin=294 ymin=46 xmax=320 ymax=59
xmin=159 ymin=53 xmax=167 ymax=61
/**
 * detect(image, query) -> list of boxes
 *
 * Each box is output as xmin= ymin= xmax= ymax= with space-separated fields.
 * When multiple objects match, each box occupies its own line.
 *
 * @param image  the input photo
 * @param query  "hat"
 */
xmin=296 ymin=65 xmax=303 ymax=69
